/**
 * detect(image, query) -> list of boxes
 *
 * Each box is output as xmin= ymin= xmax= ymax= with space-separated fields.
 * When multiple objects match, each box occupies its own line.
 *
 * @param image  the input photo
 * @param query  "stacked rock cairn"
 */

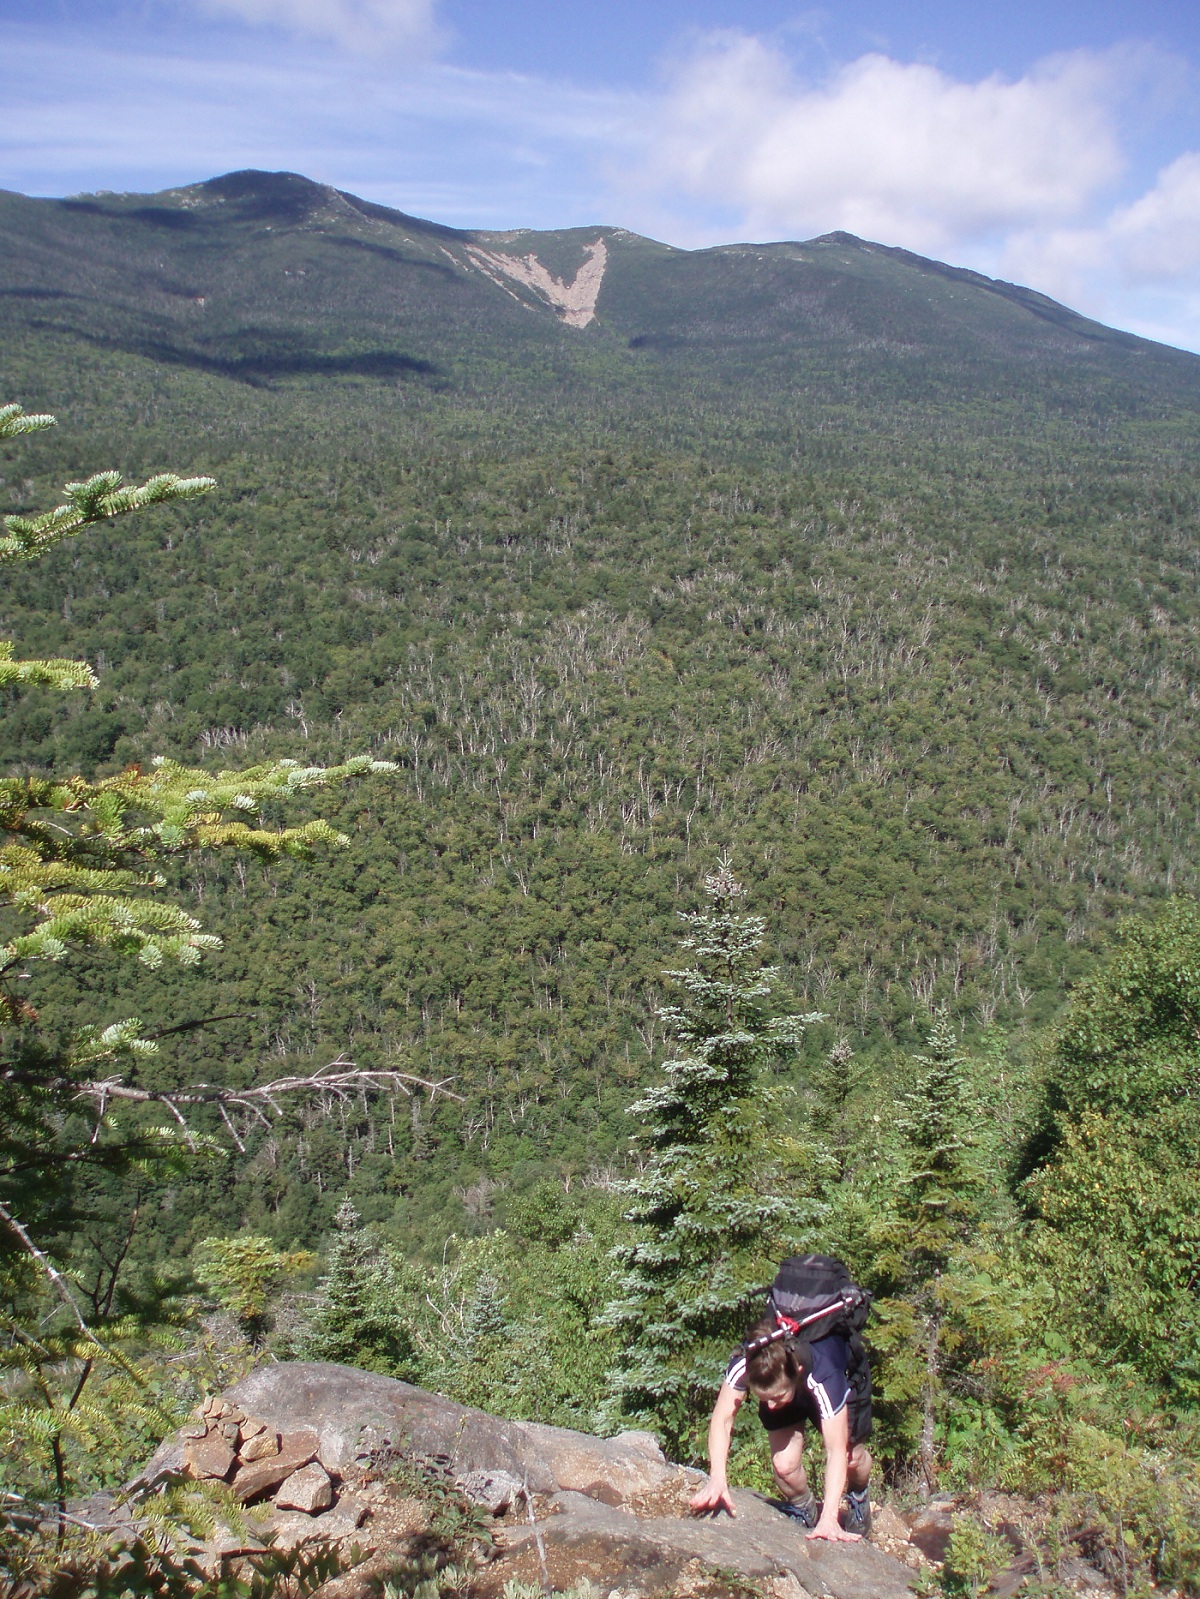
xmin=181 ymin=1398 xmax=342 ymax=1515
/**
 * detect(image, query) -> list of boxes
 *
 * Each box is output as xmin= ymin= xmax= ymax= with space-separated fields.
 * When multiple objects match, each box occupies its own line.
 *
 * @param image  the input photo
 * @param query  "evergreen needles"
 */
xmin=603 ymin=861 xmax=823 ymax=1459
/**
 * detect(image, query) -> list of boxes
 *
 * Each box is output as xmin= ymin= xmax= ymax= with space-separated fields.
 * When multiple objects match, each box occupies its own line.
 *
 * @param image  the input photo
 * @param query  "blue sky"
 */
xmin=3 ymin=1 xmax=1200 ymax=350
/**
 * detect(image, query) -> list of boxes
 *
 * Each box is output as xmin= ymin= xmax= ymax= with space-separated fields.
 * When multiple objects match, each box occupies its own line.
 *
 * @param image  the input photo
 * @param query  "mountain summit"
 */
xmin=4 ymin=168 xmax=1198 ymax=405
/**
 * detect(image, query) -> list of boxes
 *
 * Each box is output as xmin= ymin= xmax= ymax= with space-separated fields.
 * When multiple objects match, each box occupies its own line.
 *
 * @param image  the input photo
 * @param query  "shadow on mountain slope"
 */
xmin=28 ymin=318 xmax=441 ymax=387
xmin=324 ymin=235 xmax=459 ymax=277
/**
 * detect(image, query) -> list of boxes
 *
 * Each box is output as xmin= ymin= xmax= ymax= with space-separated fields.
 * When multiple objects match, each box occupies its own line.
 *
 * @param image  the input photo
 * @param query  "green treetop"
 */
xmin=867 ymin=1013 xmax=994 ymax=1488
xmin=298 ymin=1199 xmax=415 ymax=1374
xmin=603 ymin=862 xmax=823 ymax=1460
xmin=877 ymin=1011 xmax=981 ymax=1288
xmin=1026 ymin=896 xmax=1200 ymax=1400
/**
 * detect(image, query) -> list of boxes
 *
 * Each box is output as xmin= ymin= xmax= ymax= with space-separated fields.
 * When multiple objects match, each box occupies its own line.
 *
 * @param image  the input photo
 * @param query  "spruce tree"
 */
xmin=868 ymin=1011 xmax=988 ymax=1488
xmin=300 ymin=1200 xmax=415 ymax=1375
xmin=887 ymin=1011 xmax=980 ymax=1280
xmin=603 ymin=863 xmax=823 ymax=1460
xmin=461 ymin=1267 xmax=509 ymax=1356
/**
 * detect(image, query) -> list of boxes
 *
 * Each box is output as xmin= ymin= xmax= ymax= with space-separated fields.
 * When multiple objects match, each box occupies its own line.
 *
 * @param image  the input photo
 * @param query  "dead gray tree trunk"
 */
xmin=920 ymin=1276 xmax=942 ymax=1496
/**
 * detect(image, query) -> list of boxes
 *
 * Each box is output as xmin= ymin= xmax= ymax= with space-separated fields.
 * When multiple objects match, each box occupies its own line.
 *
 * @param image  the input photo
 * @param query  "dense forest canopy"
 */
xmin=2 ymin=167 xmax=1200 ymax=1261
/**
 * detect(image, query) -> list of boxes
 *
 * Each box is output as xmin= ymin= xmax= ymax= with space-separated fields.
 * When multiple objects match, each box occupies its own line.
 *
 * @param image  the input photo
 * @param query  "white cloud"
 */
xmin=0 ymin=24 xmax=640 ymax=227
xmin=614 ymin=32 xmax=1200 ymax=352
xmin=1108 ymin=152 xmax=1200 ymax=283
xmin=997 ymin=149 xmax=1200 ymax=352
xmin=639 ymin=35 xmax=1135 ymax=255
xmin=1008 ymin=150 xmax=1200 ymax=293
xmin=193 ymin=0 xmax=439 ymax=53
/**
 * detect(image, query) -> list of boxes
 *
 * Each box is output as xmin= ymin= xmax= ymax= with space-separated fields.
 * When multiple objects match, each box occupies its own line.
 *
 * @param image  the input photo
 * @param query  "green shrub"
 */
xmin=940 ymin=1514 xmax=1012 ymax=1599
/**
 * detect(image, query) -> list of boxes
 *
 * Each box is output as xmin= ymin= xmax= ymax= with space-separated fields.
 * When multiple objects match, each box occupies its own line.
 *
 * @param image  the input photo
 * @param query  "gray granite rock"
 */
xmin=274 ymin=1462 xmax=334 ymax=1514
xmin=640 ymin=1489 xmax=914 ymax=1599
xmin=124 ymin=1363 xmax=914 ymax=1597
xmin=457 ymin=1467 xmax=523 ymax=1514
xmin=225 ymin=1363 xmax=551 ymax=1486
xmin=527 ymin=1487 xmax=910 ymax=1598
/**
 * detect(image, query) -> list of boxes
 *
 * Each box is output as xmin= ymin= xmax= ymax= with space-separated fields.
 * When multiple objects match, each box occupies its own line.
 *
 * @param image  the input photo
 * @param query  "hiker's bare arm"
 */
xmin=808 ymin=1406 xmax=858 ymax=1541
xmin=690 ymin=1383 xmax=743 ymax=1516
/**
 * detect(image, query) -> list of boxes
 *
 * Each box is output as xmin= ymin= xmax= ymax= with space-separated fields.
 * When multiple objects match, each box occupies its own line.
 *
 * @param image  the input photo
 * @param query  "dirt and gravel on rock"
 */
xmin=113 ymin=1363 xmax=925 ymax=1599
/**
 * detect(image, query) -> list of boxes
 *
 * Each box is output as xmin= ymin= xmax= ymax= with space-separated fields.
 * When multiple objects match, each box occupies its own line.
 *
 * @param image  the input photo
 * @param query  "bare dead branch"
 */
xmin=1 ymin=1488 xmax=122 ymax=1533
xmin=41 ymin=1059 xmax=462 ymax=1153
xmin=69 ymin=1059 xmax=460 ymax=1115
xmin=160 ymin=1097 xmax=199 ymax=1152
xmin=0 ymin=1200 xmax=99 ymax=1345
xmin=0 ymin=1061 xmax=460 ymax=1125
xmin=216 ymin=1100 xmax=247 ymax=1154
xmin=1 ymin=1060 xmax=459 ymax=1170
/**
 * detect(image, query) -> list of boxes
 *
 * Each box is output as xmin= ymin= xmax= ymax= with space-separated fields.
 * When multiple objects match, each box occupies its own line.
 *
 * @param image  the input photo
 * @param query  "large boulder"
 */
xmin=125 ymin=1362 xmax=915 ymax=1599
xmin=217 ymin=1363 xmax=681 ymax=1501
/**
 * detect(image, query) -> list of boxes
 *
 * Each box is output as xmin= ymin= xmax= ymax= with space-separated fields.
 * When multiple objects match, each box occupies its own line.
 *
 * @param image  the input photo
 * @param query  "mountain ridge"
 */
xmin=17 ymin=168 xmax=1168 ymax=351
xmin=3 ymin=167 xmax=1193 ymax=388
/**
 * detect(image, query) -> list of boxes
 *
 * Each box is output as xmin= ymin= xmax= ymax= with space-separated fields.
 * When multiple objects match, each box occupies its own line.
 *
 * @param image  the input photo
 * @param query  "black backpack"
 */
xmin=742 ymin=1256 xmax=873 ymax=1424
xmin=766 ymin=1254 xmax=872 ymax=1342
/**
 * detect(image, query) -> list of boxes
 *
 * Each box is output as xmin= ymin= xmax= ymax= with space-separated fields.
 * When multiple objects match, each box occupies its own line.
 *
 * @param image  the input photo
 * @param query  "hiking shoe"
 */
xmin=777 ymin=1495 xmax=819 ymax=1529
xmin=842 ymin=1490 xmax=872 ymax=1537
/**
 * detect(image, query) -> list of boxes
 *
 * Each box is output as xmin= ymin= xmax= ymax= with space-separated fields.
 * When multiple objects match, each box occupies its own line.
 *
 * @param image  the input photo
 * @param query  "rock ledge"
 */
xmin=123 ymin=1361 xmax=916 ymax=1597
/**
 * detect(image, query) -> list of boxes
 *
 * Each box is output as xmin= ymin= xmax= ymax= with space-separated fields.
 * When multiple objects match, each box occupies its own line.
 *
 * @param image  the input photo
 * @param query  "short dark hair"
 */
xmin=743 ymin=1315 xmax=810 ymax=1392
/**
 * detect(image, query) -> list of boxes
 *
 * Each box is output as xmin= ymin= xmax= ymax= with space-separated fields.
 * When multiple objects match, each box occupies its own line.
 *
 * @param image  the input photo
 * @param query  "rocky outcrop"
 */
xmin=123 ymin=1362 xmax=917 ymax=1597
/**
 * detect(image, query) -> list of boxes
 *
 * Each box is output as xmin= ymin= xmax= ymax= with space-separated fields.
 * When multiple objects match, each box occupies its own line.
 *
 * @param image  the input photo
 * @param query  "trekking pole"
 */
xmin=743 ymin=1288 xmax=868 ymax=1355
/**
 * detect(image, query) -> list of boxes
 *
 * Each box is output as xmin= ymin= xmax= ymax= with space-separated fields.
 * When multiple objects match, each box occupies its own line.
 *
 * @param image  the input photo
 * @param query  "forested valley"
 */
xmin=1 ymin=169 xmax=1198 ymax=1595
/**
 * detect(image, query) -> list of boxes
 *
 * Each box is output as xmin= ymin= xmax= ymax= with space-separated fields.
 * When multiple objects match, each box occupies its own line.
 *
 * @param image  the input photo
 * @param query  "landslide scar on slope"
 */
xmin=465 ymin=238 xmax=607 ymax=328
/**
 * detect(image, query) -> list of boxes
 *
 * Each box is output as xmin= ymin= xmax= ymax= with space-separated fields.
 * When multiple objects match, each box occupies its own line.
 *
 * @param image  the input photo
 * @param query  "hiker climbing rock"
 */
xmin=689 ymin=1254 xmax=874 ymax=1540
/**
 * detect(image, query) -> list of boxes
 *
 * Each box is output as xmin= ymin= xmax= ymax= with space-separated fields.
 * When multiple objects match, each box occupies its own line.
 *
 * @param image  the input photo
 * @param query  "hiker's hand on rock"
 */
xmin=806 ymin=1518 xmax=861 ymax=1542
xmin=690 ymin=1479 xmax=736 ymax=1517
